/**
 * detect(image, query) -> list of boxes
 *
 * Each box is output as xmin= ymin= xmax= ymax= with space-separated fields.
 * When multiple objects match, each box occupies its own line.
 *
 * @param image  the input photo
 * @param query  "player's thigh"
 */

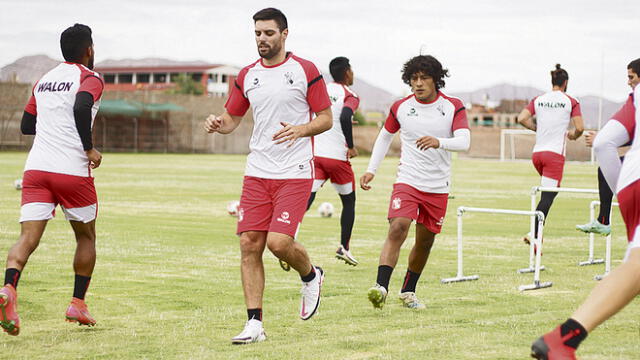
xmin=69 ymin=220 xmax=96 ymax=241
xmin=269 ymin=179 xmax=313 ymax=238
xmin=388 ymin=183 xmax=420 ymax=222
xmin=20 ymin=170 xmax=56 ymax=222
xmin=328 ymin=160 xmax=355 ymax=195
xmin=619 ymin=180 xmax=640 ymax=259
xmin=52 ymin=173 xmax=98 ymax=223
xmin=239 ymin=231 xmax=268 ymax=254
xmin=237 ymin=177 xmax=273 ymax=234
xmin=417 ymin=192 xmax=449 ymax=234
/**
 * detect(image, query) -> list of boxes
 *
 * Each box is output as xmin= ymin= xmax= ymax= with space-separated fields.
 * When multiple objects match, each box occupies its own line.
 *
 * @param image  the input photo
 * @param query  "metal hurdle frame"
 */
xmin=441 ymin=206 xmax=552 ymax=291
xmin=522 ymin=186 xmax=599 ymax=274
xmin=579 ymin=200 xmax=618 ymax=270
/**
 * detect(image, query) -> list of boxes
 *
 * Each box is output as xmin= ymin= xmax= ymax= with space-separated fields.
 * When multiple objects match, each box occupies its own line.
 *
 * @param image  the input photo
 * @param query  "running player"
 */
xmin=531 ymin=65 xmax=640 ymax=360
xmin=307 ymin=56 xmax=360 ymax=266
xmin=204 ymin=8 xmax=332 ymax=344
xmin=518 ymin=64 xmax=584 ymax=242
xmin=576 ymin=59 xmax=640 ymax=236
xmin=361 ymin=55 xmax=470 ymax=310
xmin=0 ymin=24 xmax=103 ymax=336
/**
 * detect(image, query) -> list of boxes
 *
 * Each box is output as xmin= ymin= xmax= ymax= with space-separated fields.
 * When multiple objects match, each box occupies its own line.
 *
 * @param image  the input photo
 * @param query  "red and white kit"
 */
xmin=615 ymin=86 xmax=640 ymax=257
xmin=367 ymin=92 xmax=470 ymax=233
xmin=526 ymin=90 xmax=582 ymax=186
xmin=21 ymin=62 xmax=103 ymax=223
xmin=225 ymin=53 xmax=331 ymax=237
xmin=312 ymin=82 xmax=360 ymax=194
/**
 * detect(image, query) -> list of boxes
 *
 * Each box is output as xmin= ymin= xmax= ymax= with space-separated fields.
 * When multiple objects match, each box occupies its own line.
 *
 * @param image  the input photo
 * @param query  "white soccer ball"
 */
xmin=226 ymin=200 xmax=240 ymax=217
xmin=14 ymin=178 xmax=22 ymax=190
xmin=317 ymin=202 xmax=334 ymax=218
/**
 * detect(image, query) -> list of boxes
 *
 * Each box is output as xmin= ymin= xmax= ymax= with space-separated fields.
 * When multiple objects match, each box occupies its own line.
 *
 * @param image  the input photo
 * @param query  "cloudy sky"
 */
xmin=0 ymin=0 xmax=635 ymax=101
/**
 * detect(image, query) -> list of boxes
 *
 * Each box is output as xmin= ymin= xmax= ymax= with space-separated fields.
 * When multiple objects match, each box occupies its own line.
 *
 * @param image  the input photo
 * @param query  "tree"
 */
xmin=169 ymin=74 xmax=204 ymax=95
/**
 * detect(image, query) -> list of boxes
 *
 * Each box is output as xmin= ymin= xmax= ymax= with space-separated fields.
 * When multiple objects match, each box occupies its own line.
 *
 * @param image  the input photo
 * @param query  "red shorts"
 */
xmin=532 ymin=151 xmax=565 ymax=185
xmin=387 ymin=183 xmax=448 ymax=234
xmin=313 ymin=156 xmax=355 ymax=194
xmin=617 ymin=179 xmax=640 ymax=247
xmin=20 ymin=170 xmax=98 ymax=223
xmin=237 ymin=176 xmax=312 ymax=238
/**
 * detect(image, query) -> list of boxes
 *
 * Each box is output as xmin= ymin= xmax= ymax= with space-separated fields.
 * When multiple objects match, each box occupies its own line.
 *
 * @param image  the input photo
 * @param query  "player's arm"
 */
xmin=567 ymin=115 xmax=584 ymax=140
xmin=204 ymin=110 xmax=243 ymax=134
xmin=517 ymin=108 xmax=536 ymax=131
xmin=592 ymin=120 xmax=630 ymax=192
xmin=339 ymin=107 xmax=357 ymax=158
xmin=21 ymin=92 xmax=37 ymax=135
xmin=360 ymin=128 xmax=395 ymax=190
xmin=273 ymin=107 xmax=332 ymax=147
xmin=74 ymin=91 xmax=102 ymax=169
xmin=434 ymin=129 xmax=471 ymax=152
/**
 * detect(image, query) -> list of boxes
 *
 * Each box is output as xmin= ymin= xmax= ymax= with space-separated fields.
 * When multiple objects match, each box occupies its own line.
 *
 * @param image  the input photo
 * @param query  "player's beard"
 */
xmin=257 ymin=41 xmax=282 ymax=60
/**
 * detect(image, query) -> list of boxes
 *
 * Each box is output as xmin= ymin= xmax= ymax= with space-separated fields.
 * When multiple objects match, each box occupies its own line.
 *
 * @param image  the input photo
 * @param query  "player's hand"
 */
xmin=204 ymin=114 xmax=223 ymax=133
xmin=416 ymin=136 xmax=440 ymax=150
xmin=360 ymin=172 xmax=375 ymax=191
xmin=584 ymin=130 xmax=596 ymax=146
xmin=86 ymin=148 xmax=102 ymax=169
xmin=347 ymin=148 xmax=358 ymax=159
xmin=273 ymin=122 xmax=306 ymax=147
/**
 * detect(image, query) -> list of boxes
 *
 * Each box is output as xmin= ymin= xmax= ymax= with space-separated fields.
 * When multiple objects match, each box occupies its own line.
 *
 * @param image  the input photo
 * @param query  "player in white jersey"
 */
xmin=518 ymin=64 xmax=584 ymax=243
xmin=360 ymin=55 xmax=470 ymax=310
xmin=531 ymin=59 xmax=640 ymax=360
xmin=307 ymin=56 xmax=360 ymax=266
xmin=0 ymin=24 xmax=103 ymax=336
xmin=204 ymin=8 xmax=332 ymax=344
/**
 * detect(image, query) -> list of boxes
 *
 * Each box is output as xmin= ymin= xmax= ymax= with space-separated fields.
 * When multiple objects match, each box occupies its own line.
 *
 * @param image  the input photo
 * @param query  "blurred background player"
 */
xmin=204 ymin=8 xmax=332 ymax=344
xmin=576 ymin=58 xmax=640 ymax=236
xmin=360 ymin=55 xmax=470 ymax=310
xmin=307 ymin=56 xmax=360 ymax=266
xmin=0 ymin=24 xmax=103 ymax=336
xmin=531 ymin=65 xmax=640 ymax=360
xmin=517 ymin=64 xmax=584 ymax=244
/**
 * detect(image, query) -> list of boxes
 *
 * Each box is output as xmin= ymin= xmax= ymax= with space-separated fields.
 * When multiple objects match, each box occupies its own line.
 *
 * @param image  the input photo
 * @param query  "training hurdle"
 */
xmin=580 ymin=200 xmax=619 ymax=281
xmin=441 ymin=206 xmax=552 ymax=291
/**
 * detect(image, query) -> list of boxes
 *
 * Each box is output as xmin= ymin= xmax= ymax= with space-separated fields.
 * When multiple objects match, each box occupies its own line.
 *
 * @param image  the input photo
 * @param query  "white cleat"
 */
xmin=367 ymin=284 xmax=388 ymax=309
xmin=231 ymin=319 xmax=267 ymax=345
xmin=398 ymin=291 xmax=426 ymax=310
xmin=300 ymin=266 xmax=324 ymax=320
xmin=335 ymin=246 xmax=359 ymax=266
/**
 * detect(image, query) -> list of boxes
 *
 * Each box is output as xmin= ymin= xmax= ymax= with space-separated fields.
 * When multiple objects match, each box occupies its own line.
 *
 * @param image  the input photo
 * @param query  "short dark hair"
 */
xmin=329 ymin=57 xmax=350 ymax=83
xmin=60 ymin=23 xmax=93 ymax=62
xmin=253 ymin=8 xmax=288 ymax=32
xmin=401 ymin=55 xmax=449 ymax=90
xmin=628 ymin=58 xmax=640 ymax=76
xmin=551 ymin=64 xmax=569 ymax=87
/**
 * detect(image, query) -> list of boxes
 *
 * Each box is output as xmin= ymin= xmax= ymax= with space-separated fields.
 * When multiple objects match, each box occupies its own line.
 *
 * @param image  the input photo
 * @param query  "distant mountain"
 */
xmin=96 ymin=58 xmax=214 ymax=68
xmin=322 ymin=72 xmax=396 ymax=114
xmin=0 ymin=54 xmax=59 ymax=84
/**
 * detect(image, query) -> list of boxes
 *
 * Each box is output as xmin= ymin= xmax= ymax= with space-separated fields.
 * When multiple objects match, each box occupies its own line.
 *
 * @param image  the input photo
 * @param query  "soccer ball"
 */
xmin=226 ymin=200 xmax=240 ymax=217
xmin=14 ymin=178 xmax=22 ymax=190
xmin=317 ymin=202 xmax=334 ymax=218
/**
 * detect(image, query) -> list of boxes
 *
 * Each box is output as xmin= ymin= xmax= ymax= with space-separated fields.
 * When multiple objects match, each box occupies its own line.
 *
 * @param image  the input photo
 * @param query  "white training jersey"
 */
xmin=384 ymin=92 xmax=469 ymax=193
xmin=617 ymin=86 xmax=640 ymax=193
xmin=23 ymin=62 xmax=103 ymax=177
xmin=526 ymin=90 xmax=581 ymax=155
xmin=225 ymin=52 xmax=331 ymax=179
xmin=313 ymin=82 xmax=360 ymax=161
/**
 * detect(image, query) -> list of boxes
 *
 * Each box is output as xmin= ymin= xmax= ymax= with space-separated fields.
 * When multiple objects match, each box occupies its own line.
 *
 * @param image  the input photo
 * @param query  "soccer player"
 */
xmin=518 ymin=64 xmax=584 ymax=242
xmin=530 ymin=66 xmax=640 ymax=360
xmin=576 ymin=59 xmax=640 ymax=236
xmin=204 ymin=8 xmax=332 ymax=344
xmin=307 ymin=56 xmax=360 ymax=266
xmin=361 ymin=55 xmax=470 ymax=310
xmin=0 ymin=24 xmax=103 ymax=336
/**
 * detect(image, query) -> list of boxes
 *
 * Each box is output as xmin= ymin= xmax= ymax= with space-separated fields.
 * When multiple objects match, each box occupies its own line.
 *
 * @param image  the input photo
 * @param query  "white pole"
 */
xmin=589 ymin=201 xmax=596 ymax=261
xmin=500 ymin=130 xmax=505 ymax=162
xmin=456 ymin=210 xmax=464 ymax=278
xmin=533 ymin=213 xmax=545 ymax=284
xmin=510 ymin=134 xmax=516 ymax=160
xmin=529 ymin=190 xmax=536 ymax=269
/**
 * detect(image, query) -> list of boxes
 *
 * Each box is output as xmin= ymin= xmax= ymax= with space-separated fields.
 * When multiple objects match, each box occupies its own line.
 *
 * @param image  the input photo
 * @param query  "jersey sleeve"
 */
xmin=384 ymin=101 xmax=402 ymax=133
xmin=343 ymin=87 xmax=360 ymax=112
xmin=525 ymin=97 xmax=537 ymax=115
xmin=610 ymin=94 xmax=636 ymax=141
xmin=78 ymin=75 xmax=104 ymax=102
xmin=296 ymin=57 xmax=331 ymax=112
xmin=449 ymin=98 xmax=469 ymax=131
xmin=569 ymin=96 xmax=582 ymax=117
xmin=225 ymin=68 xmax=250 ymax=117
xmin=24 ymin=84 xmax=37 ymax=115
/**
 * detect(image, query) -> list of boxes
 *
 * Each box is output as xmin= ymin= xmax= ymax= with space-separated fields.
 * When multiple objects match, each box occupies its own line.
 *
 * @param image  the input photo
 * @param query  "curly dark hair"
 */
xmin=401 ymin=55 xmax=449 ymax=90
xmin=628 ymin=58 xmax=640 ymax=76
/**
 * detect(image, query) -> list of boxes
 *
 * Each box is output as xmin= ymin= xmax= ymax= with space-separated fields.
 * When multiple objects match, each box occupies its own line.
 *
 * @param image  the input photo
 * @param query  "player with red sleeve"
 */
xmin=307 ymin=56 xmax=361 ymax=266
xmin=518 ymin=64 xmax=584 ymax=243
xmin=204 ymin=8 xmax=332 ymax=344
xmin=360 ymin=55 xmax=470 ymax=310
xmin=531 ymin=59 xmax=640 ymax=360
xmin=0 ymin=24 xmax=103 ymax=336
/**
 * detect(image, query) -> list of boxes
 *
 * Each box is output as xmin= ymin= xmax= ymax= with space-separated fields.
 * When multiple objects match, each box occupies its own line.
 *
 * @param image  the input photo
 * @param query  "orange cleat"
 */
xmin=65 ymin=298 xmax=96 ymax=326
xmin=0 ymin=285 xmax=20 ymax=336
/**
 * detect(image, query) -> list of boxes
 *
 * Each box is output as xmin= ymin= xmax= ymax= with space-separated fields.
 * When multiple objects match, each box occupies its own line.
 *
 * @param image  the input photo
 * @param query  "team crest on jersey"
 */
xmin=277 ymin=211 xmax=291 ymax=224
xmin=284 ymin=72 xmax=294 ymax=85
xmin=392 ymin=197 xmax=402 ymax=210
xmin=437 ymin=104 xmax=445 ymax=116
xmin=329 ymin=95 xmax=338 ymax=104
xmin=253 ymin=78 xmax=259 ymax=86
xmin=407 ymin=108 xmax=418 ymax=116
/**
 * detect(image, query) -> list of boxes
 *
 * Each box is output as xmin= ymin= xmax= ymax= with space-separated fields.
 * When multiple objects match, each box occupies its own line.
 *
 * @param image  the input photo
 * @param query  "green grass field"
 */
xmin=0 ymin=152 xmax=638 ymax=359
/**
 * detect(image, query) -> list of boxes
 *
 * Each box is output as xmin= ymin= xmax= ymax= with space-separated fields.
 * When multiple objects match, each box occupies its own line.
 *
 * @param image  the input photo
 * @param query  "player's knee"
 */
xmin=266 ymin=237 xmax=291 ymax=258
xmin=240 ymin=234 xmax=263 ymax=255
xmin=388 ymin=220 xmax=410 ymax=240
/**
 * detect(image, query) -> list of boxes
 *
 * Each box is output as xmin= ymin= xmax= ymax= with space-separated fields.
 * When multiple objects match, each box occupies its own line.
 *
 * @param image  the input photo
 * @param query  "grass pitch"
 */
xmin=0 ymin=152 xmax=638 ymax=359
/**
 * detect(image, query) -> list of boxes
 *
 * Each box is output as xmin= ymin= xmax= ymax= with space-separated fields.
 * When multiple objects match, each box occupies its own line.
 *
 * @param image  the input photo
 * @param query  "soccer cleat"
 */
xmin=367 ymin=284 xmax=387 ymax=310
xmin=576 ymin=220 xmax=611 ymax=236
xmin=531 ymin=326 xmax=578 ymax=360
xmin=65 ymin=298 xmax=96 ymax=326
xmin=231 ymin=319 xmax=267 ymax=345
xmin=0 ymin=285 xmax=20 ymax=336
xmin=398 ymin=291 xmax=426 ymax=310
xmin=279 ymin=259 xmax=291 ymax=272
xmin=335 ymin=246 xmax=358 ymax=266
xmin=299 ymin=266 xmax=324 ymax=320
